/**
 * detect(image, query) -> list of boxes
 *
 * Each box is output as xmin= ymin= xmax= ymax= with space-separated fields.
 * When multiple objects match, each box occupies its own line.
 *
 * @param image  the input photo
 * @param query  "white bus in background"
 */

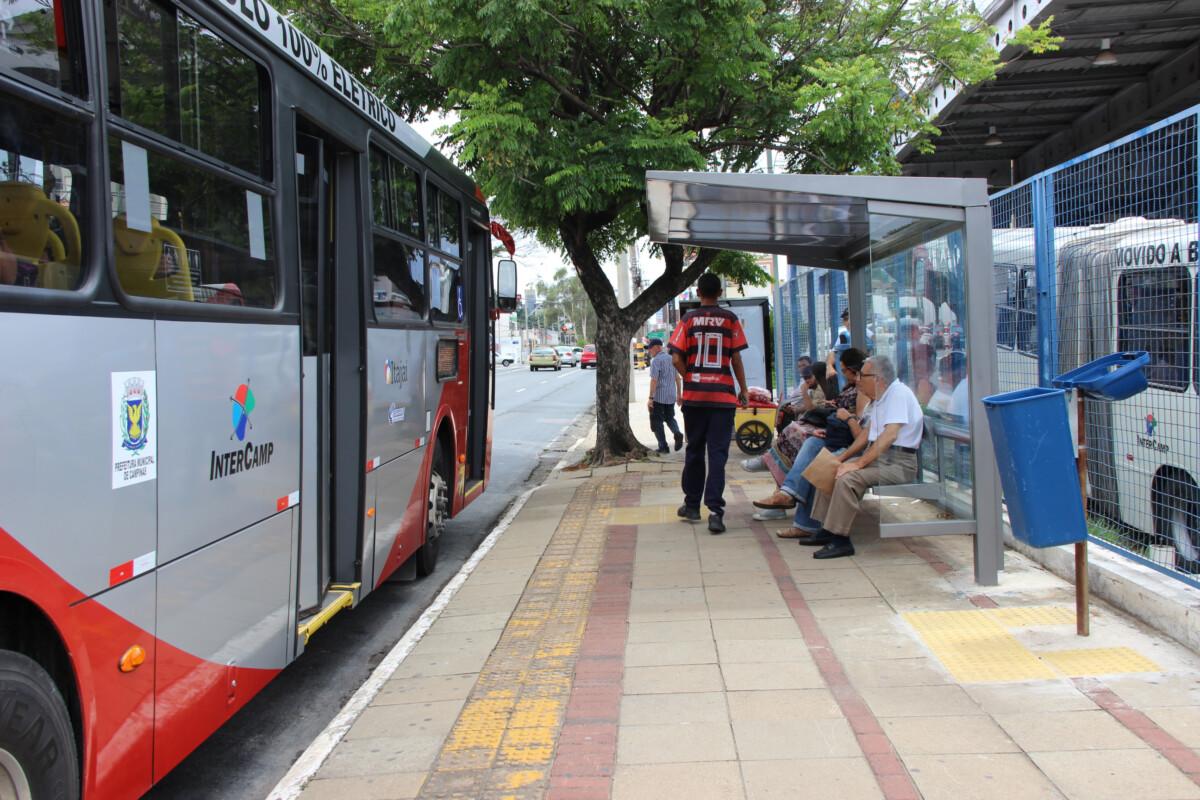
xmin=496 ymin=337 xmax=521 ymax=366
xmin=994 ymin=218 xmax=1200 ymax=572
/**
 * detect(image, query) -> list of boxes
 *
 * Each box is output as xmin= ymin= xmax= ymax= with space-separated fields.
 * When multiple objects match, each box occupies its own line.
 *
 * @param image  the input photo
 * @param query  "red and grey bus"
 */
xmin=0 ymin=0 xmax=516 ymax=797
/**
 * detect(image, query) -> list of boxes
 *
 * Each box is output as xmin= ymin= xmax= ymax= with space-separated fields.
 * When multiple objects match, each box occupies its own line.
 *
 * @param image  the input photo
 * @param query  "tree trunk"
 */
xmin=591 ymin=312 xmax=647 ymax=463
xmin=558 ymin=215 xmax=719 ymax=463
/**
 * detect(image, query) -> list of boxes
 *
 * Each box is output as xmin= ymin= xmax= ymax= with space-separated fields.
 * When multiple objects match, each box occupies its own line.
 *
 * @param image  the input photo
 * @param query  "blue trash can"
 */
xmin=981 ymin=387 xmax=1087 ymax=548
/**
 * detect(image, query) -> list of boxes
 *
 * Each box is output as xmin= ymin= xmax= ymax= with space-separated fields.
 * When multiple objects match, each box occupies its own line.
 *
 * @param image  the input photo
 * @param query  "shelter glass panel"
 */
xmin=868 ymin=213 xmax=973 ymax=528
xmin=990 ymin=183 xmax=1038 ymax=394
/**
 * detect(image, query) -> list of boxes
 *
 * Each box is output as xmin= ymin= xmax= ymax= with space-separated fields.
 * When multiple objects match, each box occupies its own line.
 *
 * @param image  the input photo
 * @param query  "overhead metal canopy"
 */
xmin=897 ymin=0 xmax=1200 ymax=189
xmin=645 ymin=171 xmax=990 ymax=269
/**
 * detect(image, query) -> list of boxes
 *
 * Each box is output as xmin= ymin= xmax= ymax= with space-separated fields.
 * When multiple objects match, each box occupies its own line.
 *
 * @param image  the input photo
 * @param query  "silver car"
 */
xmin=555 ymin=346 xmax=578 ymax=367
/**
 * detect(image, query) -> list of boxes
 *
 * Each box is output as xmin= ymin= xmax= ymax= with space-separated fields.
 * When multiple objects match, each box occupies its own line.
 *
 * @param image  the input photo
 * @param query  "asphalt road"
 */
xmin=142 ymin=362 xmax=597 ymax=800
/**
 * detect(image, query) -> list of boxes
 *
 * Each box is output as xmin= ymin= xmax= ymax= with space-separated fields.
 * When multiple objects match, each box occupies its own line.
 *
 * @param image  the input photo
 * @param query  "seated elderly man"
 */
xmin=801 ymin=354 xmax=923 ymax=559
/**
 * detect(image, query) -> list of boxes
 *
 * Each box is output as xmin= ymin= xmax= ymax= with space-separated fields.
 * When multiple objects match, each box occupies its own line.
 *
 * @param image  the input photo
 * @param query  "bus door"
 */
xmin=296 ymin=121 xmax=365 ymax=613
xmin=466 ymin=223 xmax=492 ymax=486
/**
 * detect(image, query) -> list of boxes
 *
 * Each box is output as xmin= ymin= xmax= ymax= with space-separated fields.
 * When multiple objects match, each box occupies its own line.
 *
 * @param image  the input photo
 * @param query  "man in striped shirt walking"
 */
xmin=646 ymin=338 xmax=684 ymax=454
xmin=669 ymin=273 xmax=750 ymax=534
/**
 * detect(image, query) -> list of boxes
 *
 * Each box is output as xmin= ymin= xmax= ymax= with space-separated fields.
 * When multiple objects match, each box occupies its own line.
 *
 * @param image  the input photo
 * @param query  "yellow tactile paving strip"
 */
xmin=610 ymin=504 xmax=684 ymax=525
xmin=904 ymin=607 xmax=1161 ymax=683
xmin=1039 ymin=647 xmax=1162 ymax=676
xmin=417 ymin=479 xmax=617 ymax=799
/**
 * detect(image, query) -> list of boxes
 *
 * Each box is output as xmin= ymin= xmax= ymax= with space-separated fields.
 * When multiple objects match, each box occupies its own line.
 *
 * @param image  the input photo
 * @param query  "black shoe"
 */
xmin=677 ymin=505 xmax=701 ymax=521
xmin=674 ymin=432 xmax=684 ymax=451
xmin=708 ymin=513 xmax=725 ymax=534
xmin=796 ymin=531 xmax=835 ymax=547
xmin=813 ymin=541 xmax=855 ymax=559
xmin=657 ymin=447 xmax=670 ymax=454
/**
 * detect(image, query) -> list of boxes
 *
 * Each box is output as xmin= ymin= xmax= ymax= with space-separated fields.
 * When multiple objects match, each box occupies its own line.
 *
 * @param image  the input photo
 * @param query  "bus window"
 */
xmin=370 ymin=145 xmax=421 ymax=240
xmin=372 ymin=235 xmax=425 ymax=321
xmin=109 ymin=139 xmax=276 ymax=307
xmin=429 ymin=255 xmax=463 ymax=323
xmin=0 ymin=89 xmax=87 ymax=290
xmin=1116 ymin=267 xmax=1192 ymax=391
xmin=370 ymin=146 xmax=426 ymax=322
xmin=0 ymin=0 xmax=87 ymax=97
xmin=438 ymin=189 xmax=461 ymax=257
xmin=106 ymin=0 xmax=266 ymax=178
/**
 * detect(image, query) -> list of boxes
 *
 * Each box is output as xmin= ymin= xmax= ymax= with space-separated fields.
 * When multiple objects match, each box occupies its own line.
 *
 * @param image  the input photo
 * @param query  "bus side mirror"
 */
xmin=495 ymin=259 xmax=518 ymax=312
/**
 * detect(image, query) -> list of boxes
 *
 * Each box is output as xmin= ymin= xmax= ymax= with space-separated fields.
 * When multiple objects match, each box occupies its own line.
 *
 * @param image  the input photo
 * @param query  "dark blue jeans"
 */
xmin=650 ymin=401 xmax=682 ymax=450
xmin=681 ymin=405 xmax=736 ymax=515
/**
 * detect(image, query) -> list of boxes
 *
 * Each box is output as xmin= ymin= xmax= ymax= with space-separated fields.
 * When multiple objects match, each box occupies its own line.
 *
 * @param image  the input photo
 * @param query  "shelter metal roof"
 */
xmin=645 ymin=172 xmax=989 ymax=270
xmin=897 ymin=0 xmax=1200 ymax=189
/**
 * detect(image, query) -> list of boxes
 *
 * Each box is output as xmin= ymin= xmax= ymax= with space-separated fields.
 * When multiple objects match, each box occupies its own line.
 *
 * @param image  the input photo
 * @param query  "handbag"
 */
xmin=823 ymin=416 xmax=854 ymax=450
xmin=798 ymin=406 xmax=835 ymax=428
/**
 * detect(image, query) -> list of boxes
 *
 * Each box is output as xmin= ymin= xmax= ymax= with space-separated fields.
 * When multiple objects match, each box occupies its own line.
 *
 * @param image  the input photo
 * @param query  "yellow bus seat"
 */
xmin=0 ymin=181 xmax=82 ymax=288
xmin=113 ymin=215 xmax=194 ymax=302
xmin=36 ymin=231 xmax=80 ymax=289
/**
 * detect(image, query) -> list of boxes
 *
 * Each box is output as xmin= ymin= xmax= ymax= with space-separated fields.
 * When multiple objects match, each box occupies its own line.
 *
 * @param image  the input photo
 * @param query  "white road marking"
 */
xmin=515 ymin=388 xmax=526 ymax=393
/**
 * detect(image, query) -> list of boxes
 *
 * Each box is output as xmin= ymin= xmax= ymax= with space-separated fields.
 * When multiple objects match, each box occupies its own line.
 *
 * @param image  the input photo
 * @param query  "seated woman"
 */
xmin=749 ymin=349 xmax=869 ymax=527
xmin=743 ymin=359 xmax=841 ymax=478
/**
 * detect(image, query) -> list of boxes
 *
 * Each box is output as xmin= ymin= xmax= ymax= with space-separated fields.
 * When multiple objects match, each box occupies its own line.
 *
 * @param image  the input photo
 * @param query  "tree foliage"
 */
xmin=290 ymin=0 xmax=1056 ymax=462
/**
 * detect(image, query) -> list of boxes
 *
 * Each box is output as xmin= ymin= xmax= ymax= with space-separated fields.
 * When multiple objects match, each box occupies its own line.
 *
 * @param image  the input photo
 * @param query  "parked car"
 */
xmin=530 ymin=347 xmax=561 ymax=371
xmin=580 ymin=344 xmax=596 ymax=369
xmin=555 ymin=346 xmax=578 ymax=367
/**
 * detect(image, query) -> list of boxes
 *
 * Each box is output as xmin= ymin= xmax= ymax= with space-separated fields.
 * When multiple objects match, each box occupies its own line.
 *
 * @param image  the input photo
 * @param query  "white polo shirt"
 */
xmin=868 ymin=379 xmax=924 ymax=449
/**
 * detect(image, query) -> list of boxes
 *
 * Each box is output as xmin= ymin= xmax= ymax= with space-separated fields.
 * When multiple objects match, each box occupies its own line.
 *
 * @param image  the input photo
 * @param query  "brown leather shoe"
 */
xmin=752 ymin=491 xmax=796 ymax=510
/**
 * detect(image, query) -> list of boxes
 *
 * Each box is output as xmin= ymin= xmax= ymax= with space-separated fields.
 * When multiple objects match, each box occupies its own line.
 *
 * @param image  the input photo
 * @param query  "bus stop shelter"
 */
xmin=646 ymin=172 xmax=1003 ymax=585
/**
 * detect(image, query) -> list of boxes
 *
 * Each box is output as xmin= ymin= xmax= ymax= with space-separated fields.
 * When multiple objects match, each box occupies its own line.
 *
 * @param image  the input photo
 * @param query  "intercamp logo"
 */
xmin=231 ymin=382 xmax=255 ymax=441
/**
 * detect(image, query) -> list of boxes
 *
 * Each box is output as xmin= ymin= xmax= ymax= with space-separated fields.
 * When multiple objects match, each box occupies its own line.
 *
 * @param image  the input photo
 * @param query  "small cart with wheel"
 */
xmin=734 ymin=401 xmax=777 ymax=455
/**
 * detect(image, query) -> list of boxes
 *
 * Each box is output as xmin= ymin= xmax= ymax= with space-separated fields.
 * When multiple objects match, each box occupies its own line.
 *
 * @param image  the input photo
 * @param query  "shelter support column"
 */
xmin=964 ymin=203 xmax=1003 ymax=585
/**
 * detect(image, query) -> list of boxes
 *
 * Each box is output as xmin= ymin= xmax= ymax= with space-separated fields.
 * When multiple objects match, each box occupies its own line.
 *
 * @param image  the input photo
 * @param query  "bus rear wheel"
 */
xmin=1155 ymin=474 xmax=1200 ymax=574
xmin=0 ymin=650 xmax=79 ymax=800
xmin=416 ymin=443 xmax=449 ymax=577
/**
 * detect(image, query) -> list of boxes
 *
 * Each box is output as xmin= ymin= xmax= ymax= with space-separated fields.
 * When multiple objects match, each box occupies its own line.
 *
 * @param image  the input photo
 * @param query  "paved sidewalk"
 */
xmin=289 ymin=374 xmax=1200 ymax=800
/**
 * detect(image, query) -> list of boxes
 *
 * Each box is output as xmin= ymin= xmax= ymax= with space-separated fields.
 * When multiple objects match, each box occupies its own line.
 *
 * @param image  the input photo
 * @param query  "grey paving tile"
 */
xmin=727 ymin=689 xmax=841 ymax=721
xmin=732 ymin=718 xmax=859 ymax=760
xmin=612 ymin=762 xmax=746 ymax=800
xmin=714 ymin=638 xmax=816 ymax=665
xmin=626 ymin=620 xmax=714 ymax=644
xmin=711 ymin=618 xmax=803 ymax=640
xmin=962 ymin=680 xmax=1098 ymax=715
xmin=880 ymin=715 xmax=1021 ymax=755
xmin=994 ymin=709 xmax=1147 ymax=752
xmin=298 ymin=772 xmax=426 ymax=800
xmin=619 ymin=691 xmax=730 ymax=725
xmin=859 ymin=684 xmax=983 ymax=718
xmin=841 ymin=656 xmax=953 ymax=688
xmin=722 ymin=660 xmax=825 ymax=691
xmin=1030 ymin=749 xmax=1200 ymax=800
xmin=903 ymin=753 xmax=1062 ymax=800
xmin=741 ymin=757 xmax=883 ymax=800
xmin=616 ymin=722 xmax=738 ymax=764
xmin=625 ymin=639 xmax=719 ymax=667
xmin=624 ymin=664 xmax=726 ymax=694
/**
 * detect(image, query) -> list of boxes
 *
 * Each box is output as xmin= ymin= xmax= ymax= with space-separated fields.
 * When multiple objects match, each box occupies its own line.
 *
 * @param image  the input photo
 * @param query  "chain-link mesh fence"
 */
xmin=990 ymin=110 xmax=1200 ymax=581
xmin=772 ymin=111 xmax=1198 ymax=582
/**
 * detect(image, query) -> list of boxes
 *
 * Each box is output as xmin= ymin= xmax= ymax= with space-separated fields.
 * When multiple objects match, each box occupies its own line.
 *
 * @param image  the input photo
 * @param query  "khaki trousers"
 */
xmin=810 ymin=449 xmax=918 ymax=536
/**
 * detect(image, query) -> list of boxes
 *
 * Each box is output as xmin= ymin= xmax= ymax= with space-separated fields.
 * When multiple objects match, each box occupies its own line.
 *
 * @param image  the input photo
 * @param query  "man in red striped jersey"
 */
xmin=669 ymin=273 xmax=750 ymax=534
